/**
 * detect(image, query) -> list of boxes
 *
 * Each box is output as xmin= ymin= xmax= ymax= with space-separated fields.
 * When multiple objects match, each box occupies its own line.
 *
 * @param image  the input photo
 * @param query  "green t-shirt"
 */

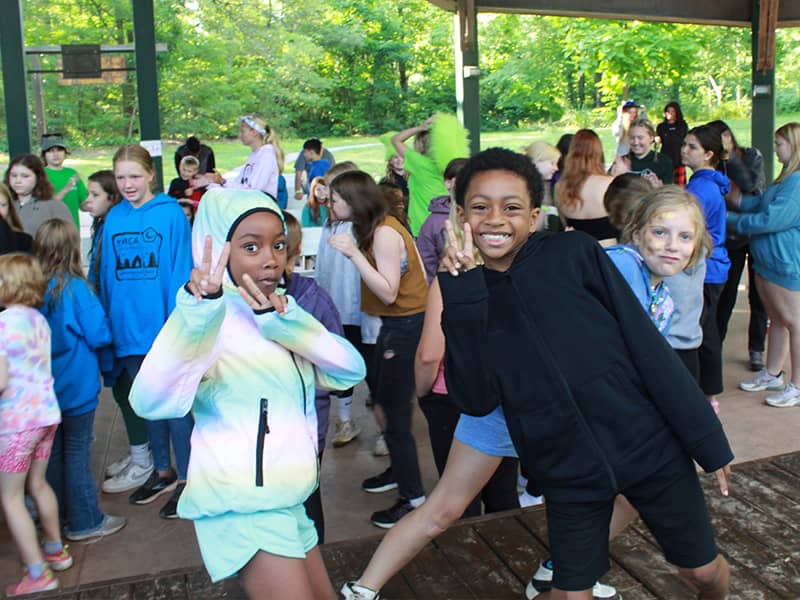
xmin=404 ymin=149 xmax=448 ymax=237
xmin=45 ymin=166 xmax=87 ymax=228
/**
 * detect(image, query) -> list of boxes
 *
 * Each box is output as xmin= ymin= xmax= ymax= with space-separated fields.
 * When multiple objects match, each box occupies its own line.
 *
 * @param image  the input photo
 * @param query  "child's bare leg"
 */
xmin=609 ymin=495 xmax=639 ymax=539
xmin=679 ymin=554 xmax=729 ymax=600
xmin=26 ymin=458 xmax=62 ymax=545
xmin=0 ymin=470 xmax=44 ymax=565
xmin=358 ymin=440 xmax=502 ymax=590
xmin=304 ymin=546 xmax=336 ymax=600
xmin=240 ymin=551 xmax=314 ymax=600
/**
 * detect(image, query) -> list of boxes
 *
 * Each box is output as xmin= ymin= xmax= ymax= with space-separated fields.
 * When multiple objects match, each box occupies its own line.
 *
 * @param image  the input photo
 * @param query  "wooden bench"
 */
xmin=39 ymin=452 xmax=800 ymax=598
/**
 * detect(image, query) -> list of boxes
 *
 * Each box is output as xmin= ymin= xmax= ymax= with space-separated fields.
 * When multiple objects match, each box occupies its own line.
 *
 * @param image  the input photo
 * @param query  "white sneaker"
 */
xmin=740 ymin=369 xmax=784 ymax=392
xmin=341 ymin=581 xmax=380 ymax=599
xmin=332 ymin=420 xmax=361 ymax=447
xmin=105 ymin=454 xmax=132 ymax=479
xmin=372 ymin=433 xmax=389 ymax=457
xmin=765 ymin=382 xmax=800 ymax=408
xmin=102 ymin=461 xmax=154 ymax=493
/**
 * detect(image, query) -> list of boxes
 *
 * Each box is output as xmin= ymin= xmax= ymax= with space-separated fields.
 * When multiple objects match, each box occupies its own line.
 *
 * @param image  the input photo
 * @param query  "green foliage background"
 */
xmin=2 ymin=1 xmax=800 ymax=148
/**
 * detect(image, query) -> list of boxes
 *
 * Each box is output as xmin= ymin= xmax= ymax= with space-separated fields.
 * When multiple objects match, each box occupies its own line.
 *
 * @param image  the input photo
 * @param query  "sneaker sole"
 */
xmin=740 ymin=383 xmax=783 ymax=392
xmin=362 ymin=482 xmax=398 ymax=494
xmin=525 ymin=580 xmax=621 ymax=600
xmin=766 ymin=398 xmax=800 ymax=408
xmin=66 ymin=519 xmax=127 ymax=542
xmin=47 ymin=557 xmax=73 ymax=571
xmin=370 ymin=519 xmax=397 ymax=529
xmin=332 ymin=432 xmax=360 ymax=447
xmin=6 ymin=579 xmax=59 ymax=597
xmin=131 ymin=480 xmax=178 ymax=505
xmin=101 ymin=468 xmax=155 ymax=494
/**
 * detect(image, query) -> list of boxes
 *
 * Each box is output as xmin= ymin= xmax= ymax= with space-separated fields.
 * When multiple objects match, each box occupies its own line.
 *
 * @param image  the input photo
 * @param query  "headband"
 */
xmin=239 ymin=115 xmax=267 ymax=137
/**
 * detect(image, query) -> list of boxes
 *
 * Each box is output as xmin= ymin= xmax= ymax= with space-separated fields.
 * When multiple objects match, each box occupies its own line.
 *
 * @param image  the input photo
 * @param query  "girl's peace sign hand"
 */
xmin=238 ymin=273 xmax=289 ymax=316
xmin=187 ymin=235 xmax=230 ymax=301
xmin=439 ymin=220 xmax=476 ymax=276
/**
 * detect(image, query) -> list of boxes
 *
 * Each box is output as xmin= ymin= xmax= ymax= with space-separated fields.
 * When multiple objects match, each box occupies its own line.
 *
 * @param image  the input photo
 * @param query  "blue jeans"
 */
xmin=147 ymin=415 xmax=193 ymax=479
xmin=46 ymin=410 xmax=105 ymax=536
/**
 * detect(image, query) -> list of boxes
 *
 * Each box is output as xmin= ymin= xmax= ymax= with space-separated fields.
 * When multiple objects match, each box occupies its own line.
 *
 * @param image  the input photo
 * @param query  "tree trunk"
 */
xmin=707 ymin=74 xmax=723 ymax=104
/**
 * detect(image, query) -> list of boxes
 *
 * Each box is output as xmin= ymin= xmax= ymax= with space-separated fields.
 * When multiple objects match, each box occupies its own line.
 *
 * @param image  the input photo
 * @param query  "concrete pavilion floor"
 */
xmin=0 ymin=280 xmax=798 ymax=592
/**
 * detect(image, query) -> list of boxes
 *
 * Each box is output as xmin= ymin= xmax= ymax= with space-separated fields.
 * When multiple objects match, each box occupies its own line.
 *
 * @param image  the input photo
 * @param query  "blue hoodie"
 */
xmin=100 ymin=193 xmax=192 ymax=358
xmin=286 ymin=272 xmax=345 ymax=448
xmin=40 ymin=276 xmax=112 ymax=416
xmin=686 ymin=168 xmax=730 ymax=284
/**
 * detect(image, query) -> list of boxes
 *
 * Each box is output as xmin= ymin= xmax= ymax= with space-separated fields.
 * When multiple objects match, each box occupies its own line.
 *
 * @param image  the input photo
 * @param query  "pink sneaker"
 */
xmin=43 ymin=545 xmax=73 ymax=571
xmin=5 ymin=569 xmax=59 ymax=597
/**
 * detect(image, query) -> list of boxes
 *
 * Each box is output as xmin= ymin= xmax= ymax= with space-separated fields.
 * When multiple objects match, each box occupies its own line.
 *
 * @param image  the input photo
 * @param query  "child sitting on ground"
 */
xmin=130 ymin=188 xmax=365 ymax=598
xmin=0 ymin=253 xmax=71 ymax=596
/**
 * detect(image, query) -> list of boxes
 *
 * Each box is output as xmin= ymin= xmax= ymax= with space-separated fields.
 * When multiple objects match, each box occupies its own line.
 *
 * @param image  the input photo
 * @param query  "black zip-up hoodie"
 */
xmin=439 ymin=231 xmax=733 ymax=503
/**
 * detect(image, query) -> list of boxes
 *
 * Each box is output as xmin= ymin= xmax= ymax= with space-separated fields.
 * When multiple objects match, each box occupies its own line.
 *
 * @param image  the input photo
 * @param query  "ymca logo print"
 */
xmin=112 ymin=228 xmax=162 ymax=280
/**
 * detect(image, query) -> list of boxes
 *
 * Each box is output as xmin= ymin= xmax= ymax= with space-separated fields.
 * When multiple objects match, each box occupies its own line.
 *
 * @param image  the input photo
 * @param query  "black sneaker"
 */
xmin=370 ymin=498 xmax=414 ymax=529
xmin=129 ymin=470 xmax=177 ymax=505
xmin=159 ymin=482 xmax=186 ymax=519
xmin=362 ymin=468 xmax=397 ymax=494
xmin=525 ymin=559 xmax=620 ymax=599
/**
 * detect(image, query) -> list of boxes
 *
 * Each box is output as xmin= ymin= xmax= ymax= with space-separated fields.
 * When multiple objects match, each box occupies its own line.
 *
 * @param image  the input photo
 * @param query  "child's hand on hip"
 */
xmin=439 ymin=220 xmax=476 ymax=276
xmin=187 ymin=235 xmax=230 ymax=300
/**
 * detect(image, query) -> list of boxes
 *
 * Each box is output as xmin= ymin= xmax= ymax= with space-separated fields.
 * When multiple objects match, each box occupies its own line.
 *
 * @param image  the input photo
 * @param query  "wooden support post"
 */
xmin=0 ymin=0 xmax=32 ymax=157
xmin=455 ymin=0 xmax=480 ymax=156
xmin=751 ymin=0 xmax=777 ymax=184
xmin=132 ymin=0 xmax=164 ymax=191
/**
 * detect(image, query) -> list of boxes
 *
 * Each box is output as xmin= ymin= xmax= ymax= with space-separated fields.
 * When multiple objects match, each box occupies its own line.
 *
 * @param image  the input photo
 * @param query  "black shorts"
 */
xmin=546 ymin=454 xmax=719 ymax=591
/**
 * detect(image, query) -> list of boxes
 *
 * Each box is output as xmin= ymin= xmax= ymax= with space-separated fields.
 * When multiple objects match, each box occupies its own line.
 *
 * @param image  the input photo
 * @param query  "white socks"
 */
xmin=336 ymin=394 xmax=353 ymax=422
xmin=130 ymin=443 xmax=151 ymax=468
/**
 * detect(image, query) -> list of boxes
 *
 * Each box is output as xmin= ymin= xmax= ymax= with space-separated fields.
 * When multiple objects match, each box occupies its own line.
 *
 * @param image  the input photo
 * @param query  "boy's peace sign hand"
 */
xmin=439 ymin=220 xmax=476 ymax=277
xmin=187 ymin=235 xmax=230 ymax=301
xmin=238 ymin=274 xmax=288 ymax=316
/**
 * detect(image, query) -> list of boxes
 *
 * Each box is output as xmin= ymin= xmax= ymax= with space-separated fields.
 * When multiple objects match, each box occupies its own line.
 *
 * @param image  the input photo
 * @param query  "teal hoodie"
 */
xmin=728 ymin=172 xmax=800 ymax=290
xmin=129 ymin=188 xmax=366 ymax=520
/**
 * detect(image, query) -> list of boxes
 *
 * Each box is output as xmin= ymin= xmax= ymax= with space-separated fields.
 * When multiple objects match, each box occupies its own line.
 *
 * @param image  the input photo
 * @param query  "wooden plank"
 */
xmin=725 ymin=469 xmax=800 ymax=535
xmin=771 ymin=452 xmax=800 ymax=478
xmin=473 ymin=514 xmax=549 ymax=582
xmin=630 ymin=520 xmax=780 ymax=598
xmin=185 ymin=570 xmax=245 ymax=599
xmin=746 ymin=464 xmax=800 ymax=505
xmin=131 ymin=573 xmax=188 ymax=600
xmin=322 ymin=536 xmax=416 ymax=598
xmin=434 ymin=525 xmax=523 ymax=598
xmin=516 ymin=508 xmax=655 ymax=598
xmin=401 ymin=543 xmax=475 ymax=598
xmin=78 ymin=583 xmax=134 ymax=599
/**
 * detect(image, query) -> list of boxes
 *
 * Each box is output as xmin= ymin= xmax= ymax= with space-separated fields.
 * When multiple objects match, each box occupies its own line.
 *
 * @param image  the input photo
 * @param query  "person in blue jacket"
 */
xmin=35 ymin=219 xmax=126 ymax=541
xmin=730 ymin=122 xmax=800 ymax=408
xmin=98 ymin=145 xmax=193 ymax=518
xmin=682 ymin=125 xmax=731 ymax=414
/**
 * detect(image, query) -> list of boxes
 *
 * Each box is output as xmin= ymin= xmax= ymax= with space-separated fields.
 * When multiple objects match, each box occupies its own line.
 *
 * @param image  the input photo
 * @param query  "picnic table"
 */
xmin=38 ymin=451 xmax=800 ymax=598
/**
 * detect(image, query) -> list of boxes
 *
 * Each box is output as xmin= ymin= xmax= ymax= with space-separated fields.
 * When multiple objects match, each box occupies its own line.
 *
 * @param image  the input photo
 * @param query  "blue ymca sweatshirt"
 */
xmin=100 ymin=193 xmax=193 ymax=358
xmin=686 ymin=168 xmax=730 ymax=284
xmin=40 ymin=276 xmax=112 ymax=416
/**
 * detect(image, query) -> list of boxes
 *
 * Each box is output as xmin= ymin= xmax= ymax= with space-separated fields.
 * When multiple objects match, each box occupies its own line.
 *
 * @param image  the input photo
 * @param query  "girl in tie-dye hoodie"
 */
xmin=130 ymin=188 xmax=365 ymax=598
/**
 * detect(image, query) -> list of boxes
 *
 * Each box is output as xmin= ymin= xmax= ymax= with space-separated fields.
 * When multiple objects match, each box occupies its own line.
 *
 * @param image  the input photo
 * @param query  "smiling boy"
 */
xmin=438 ymin=147 xmax=732 ymax=599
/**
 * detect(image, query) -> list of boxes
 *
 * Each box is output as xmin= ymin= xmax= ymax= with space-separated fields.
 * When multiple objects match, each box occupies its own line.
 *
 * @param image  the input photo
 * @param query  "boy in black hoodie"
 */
xmin=437 ymin=148 xmax=732 ymax=599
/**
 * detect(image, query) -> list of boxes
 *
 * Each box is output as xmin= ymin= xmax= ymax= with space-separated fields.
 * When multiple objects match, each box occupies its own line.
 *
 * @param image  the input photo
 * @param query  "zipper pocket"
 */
xmin=255 ymin=397 xmax=269 ymax=487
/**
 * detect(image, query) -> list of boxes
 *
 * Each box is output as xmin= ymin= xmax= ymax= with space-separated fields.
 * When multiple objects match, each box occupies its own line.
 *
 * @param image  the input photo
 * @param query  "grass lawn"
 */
xmin=2 ymin=113 xmax=798 ymax=184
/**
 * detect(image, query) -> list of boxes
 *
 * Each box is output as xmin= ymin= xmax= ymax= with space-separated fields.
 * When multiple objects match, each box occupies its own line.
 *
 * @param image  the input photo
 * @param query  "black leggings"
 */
xmin=699 ymin=283 xmax=724 ymax=395
xmin=333 ymin=325 xmax=376 ymax=399
xmin=304 ymin=449 xmax=325 ymax=544
xmin=418 ymin=392 xmax=519 ymax=517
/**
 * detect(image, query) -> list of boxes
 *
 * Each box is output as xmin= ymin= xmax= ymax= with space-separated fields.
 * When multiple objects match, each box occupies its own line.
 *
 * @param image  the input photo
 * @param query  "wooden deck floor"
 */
xmin=37 ymin=451 xmax=800 ymax=599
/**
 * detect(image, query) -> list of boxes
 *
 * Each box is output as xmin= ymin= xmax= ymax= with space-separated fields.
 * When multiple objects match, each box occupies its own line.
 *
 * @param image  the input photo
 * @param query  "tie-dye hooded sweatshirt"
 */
xmin=129 ymin=188 xmax=366 ymax=520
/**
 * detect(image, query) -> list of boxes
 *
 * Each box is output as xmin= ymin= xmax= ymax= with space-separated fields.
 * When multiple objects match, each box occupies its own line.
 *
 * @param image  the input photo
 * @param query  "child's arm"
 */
xmin=329 ymin=225 xmax=403 ymax=305
xmin=239 ymin=276 xmax=365 ymax=392
xmin=415 ymin=277 xmax=445 ymax=398
xmin=130 ymin=239 xmax=230 ymax=420
xmin=587 ymin=240 xmax=734 ymax=473
xmin=390 ymin=117 xmax=433 ymax=160
xmin=73 ymin=279 xmax=113 ymax=351
xmin=728 ymin=175 xmax=800 ymax=235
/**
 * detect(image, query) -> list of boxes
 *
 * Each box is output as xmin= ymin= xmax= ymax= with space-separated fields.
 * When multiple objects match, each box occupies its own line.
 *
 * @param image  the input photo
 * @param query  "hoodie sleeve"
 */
xmin=438 ymin=268 xmax=502 ymax=416
xmin=72 ymin=279 xmax=112 ymax=351
xmin=253 ymin=296 xmax=365 ymax=392
xmin=416 ymin=219 xmax=440 ymax=284
xmin=130 ymin=288 xmax=225 ymax=420
xmin=167 ymin=212 xmax=194 ymax=315
xmin=585 ymin=242 xmax=734 ymax=473
xmin=728 ymin=175 xmax=800 ymax=236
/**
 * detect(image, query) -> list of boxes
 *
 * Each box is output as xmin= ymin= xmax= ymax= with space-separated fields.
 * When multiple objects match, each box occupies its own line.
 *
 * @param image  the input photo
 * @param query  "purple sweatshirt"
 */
xmin=416 ymin=195 xmax=451 ymax=284
xmin=287 ymin=273 xmax=345 ymax=448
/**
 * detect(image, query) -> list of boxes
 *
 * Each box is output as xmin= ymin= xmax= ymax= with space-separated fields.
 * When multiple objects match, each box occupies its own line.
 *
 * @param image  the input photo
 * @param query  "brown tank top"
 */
xmin=360 ymin=216 xmax=428 ymax=317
